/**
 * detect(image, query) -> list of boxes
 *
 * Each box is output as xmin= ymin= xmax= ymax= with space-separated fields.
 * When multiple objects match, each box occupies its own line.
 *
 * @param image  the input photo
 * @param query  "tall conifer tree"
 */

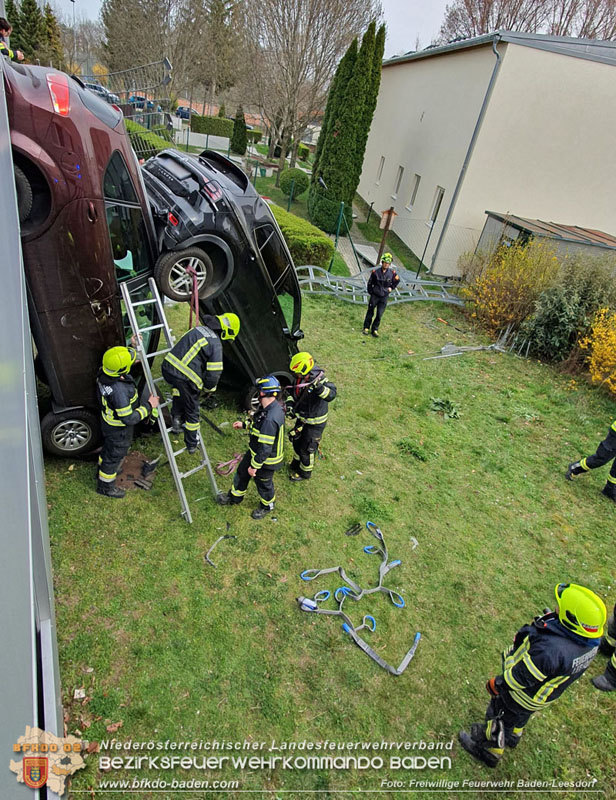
xmin=19 ymin=0 xmax=45 ymax=61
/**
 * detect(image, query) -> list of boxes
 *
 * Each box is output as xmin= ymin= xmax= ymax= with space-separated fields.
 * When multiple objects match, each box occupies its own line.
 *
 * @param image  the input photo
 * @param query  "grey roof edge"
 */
xmin=484 ymin=210 xmax=616 ymax=251
xmin=384 ymin=30 xmax=616 ymax=69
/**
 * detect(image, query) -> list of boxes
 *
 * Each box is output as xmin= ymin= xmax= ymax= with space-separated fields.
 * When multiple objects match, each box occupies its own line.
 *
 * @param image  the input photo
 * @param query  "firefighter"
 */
xmin=459 ymin=583 xmax=606 ymax=768
xmin=592 ymin=602 xmax=616 ymax=691
xmin=0 ymin=17 xmax=24 ymax=62
xmin=287 ymin=351 xmax=336 ymax=482
xmin=161 ymin=313 xmax=239 ymax=453
xmin=566 ymin=419 xmax=616 ymax=504
xmin=96 ymin=345 xmax=160 ymax=498
xmin=216 ymin=375 xmax=285 ymax=519
xmin=363 ymin=252 xmax=400 ymax=337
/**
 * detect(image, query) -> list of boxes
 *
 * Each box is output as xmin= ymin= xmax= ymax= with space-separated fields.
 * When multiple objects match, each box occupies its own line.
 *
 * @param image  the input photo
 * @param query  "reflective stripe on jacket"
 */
xmin=499 ymin=613 xmax=599 ymax=712
xmin=163 ymin=325 xmax=223 ymax=391
xmin=248 ymin=401 xmax=285 ymax=469
xmin=97 ymin=372 xmax=150 ymax=428
xmin=292 ymin=367 xmax=337 ymax=426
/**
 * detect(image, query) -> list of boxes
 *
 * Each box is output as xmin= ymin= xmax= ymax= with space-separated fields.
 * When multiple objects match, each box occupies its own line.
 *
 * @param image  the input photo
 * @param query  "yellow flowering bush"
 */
xmin=461 ymin=240 xmax=559 ymax=335
xmin=580 ymin=308 xmax=616 ymax=397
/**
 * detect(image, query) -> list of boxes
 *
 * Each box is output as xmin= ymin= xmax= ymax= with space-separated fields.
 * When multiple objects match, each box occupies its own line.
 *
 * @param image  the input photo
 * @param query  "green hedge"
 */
xmin=247 ymin=130 xmax=263 ymax=144
xmin=279 ymin=167 xmax=309 ymax=198
xmin=125 ymin=119 xmax=173 ymax=159
xmin=270 ymin=204 xmax=334 ymax=269
xmin=190 ymin=115 xmax=234 ymax=137
xmin=298 ymin=143 xmax=309 ymax=161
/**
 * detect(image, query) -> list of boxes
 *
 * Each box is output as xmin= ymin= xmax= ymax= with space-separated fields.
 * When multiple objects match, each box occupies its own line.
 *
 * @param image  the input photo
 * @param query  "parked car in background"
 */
xmin=129 ymin=94 xmax=161 ymax=111
xmin=175 ymin=105 xmax=198 ymax=119
xmin=141 ymin=148 xmax=304 ymax=398
xmin=6 ymin=62 xmax=160 ymax=456
xmin=84 ymin=82 xmax=120 ymax=106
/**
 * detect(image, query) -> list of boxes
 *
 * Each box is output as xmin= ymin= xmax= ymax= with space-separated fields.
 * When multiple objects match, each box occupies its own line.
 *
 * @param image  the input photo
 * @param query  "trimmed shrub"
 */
xmin=580 ymin=307 xmax=616 ymax=397
xmin=230 ymin=107 xmax=247 ymax=155
xmin=190 ymin=115 xmax=234 ymax=137
xmin=247 ymin=130 xmax=263 ymax=144
xmin=269 ymin=204 xmax=334 ymax=269
xmin=461 ymin=240 xmax=559 ymax=334
xmin=279 ymin=168 xmax=309 ymax=198
xmin=125 ymin=119 xmax=172 ymax=160
xmin=298 ymin=143 xmax=310 ymax=161
xmin=522 ymin=255 xmax=616 ymax=362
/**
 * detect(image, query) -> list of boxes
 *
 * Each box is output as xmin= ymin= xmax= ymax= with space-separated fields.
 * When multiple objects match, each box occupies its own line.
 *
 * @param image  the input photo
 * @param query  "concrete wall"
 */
xmin=449 ymin=44 xmax=616 ymax=274
xmin=358 ymin=45 xmax=498 ymax=272
xmin=359 ymin=40 xmax=616 ymax=276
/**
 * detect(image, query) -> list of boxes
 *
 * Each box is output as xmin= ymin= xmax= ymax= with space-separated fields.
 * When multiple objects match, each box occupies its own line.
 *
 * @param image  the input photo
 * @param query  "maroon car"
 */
xmin=6 ymin=60 xmax=159 ymax=456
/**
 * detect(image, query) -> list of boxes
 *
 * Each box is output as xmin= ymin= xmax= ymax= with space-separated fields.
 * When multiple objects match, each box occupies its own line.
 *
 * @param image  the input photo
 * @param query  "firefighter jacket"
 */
xmin=496 ymin=612 xmax=599 ymax=712
xmin=97 ymin=371 xmax=152 ymax=428
xmin=246 ymin=401 xmax=285 ymax=471
xmin=367 ymin=266 xmax=400 ymax=299
xmin=291 ymin=367 xmax=337 ymax=427
xmin=162 ymin=322 xmax=223 ymax=392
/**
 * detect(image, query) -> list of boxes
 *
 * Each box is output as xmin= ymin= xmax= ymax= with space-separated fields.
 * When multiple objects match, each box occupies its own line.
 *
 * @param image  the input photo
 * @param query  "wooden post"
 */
xmin=377 ymin=206 xmax=397 ymax=264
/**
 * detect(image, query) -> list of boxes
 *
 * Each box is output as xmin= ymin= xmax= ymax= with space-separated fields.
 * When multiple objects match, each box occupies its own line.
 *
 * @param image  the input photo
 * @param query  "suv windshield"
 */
xmin=255 ymin=223 xmax=300 ymax=333
xmin=104 ymin=151 xmax=152 ymax=280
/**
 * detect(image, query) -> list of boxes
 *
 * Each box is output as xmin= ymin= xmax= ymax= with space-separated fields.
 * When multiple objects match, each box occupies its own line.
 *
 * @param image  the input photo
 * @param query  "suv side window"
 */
xmin=255 ymin=224 xmax=300 ymax=333
xmin=104 ymin=151 xmax=151 ymax=280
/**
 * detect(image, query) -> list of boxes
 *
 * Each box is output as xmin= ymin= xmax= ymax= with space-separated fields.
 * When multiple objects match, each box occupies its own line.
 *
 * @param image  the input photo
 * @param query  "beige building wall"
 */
xmin=445 ymin=45 xmax=616 ymax=274
xmin=358 ymin=45 xmax=498 ymax=271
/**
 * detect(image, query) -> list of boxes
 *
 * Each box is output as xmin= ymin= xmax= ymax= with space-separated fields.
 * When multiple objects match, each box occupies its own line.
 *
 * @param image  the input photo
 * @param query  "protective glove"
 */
xmin=486 ymin=676 xmax=503 ymax=697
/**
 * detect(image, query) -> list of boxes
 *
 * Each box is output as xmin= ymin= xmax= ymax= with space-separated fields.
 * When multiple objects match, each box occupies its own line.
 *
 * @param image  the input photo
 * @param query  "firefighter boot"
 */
xmin=141 ymin=455 xmax=161 ymax=478
xmin=505 ymin=727 xmax=524 ymax=748
xmin=592 ymin=671 xmax=616 ymax=692
xmin=599 ymin=614 xmax=616 ymax=656
xmin=565 ymin=461 xmax=585 ymax=480
xmin=96 ymin=479 xmax=126 ymax=499
xmin=171 ymin=415 xmax=183 ymax=435
xmin=216 ymin=492 xmax=242 ymax=506
xmin=363 ymin=328 xmax=370 ymax=335
xmin=458 ymin=719 xmax=504 ymax=768
xmin=601 ymin=481 xmax=616 ymax=504
xmin=251 ymin=502 xmax=274 ymax=520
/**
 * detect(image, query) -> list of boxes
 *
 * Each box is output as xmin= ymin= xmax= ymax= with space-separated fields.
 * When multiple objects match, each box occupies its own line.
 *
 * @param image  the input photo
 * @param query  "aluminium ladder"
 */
xmin=120 ymin=277 xmax=220 ymax=523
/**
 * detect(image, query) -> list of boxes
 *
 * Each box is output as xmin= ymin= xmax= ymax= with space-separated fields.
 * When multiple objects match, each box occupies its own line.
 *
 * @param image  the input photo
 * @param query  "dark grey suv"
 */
xmin=142 ymin=149 xmax=304 ymax=397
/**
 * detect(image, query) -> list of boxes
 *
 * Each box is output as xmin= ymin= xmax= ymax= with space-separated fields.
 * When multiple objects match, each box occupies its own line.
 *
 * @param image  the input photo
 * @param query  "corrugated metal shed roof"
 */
xmin=485 ymin=211 xmax=616 ymax=251
xmin=385 ymin=31 xmax=616 ymax=69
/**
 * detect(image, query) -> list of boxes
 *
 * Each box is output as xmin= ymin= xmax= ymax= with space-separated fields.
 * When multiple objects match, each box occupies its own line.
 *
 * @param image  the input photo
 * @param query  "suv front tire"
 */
xmin=154 ymin=246 xmax=214 ymax=302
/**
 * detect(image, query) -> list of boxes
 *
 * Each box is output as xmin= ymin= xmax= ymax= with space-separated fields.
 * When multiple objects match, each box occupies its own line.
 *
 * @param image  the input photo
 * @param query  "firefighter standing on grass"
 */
xmin=566 ymin=419 xmax=616 ymax=504
xmin=287 ymin=352 xmax=336 ymax=482
xmin=96 ymin=344 xmax=160 ymax=499
xmin=161 ymin=313 xmax=239 ymax=454
xmin=363 ymin=252 xmax=400 ymax=337
xmin=216 ymin=376 xmax=285 ymax=519
xmin=459 ymin=583 xmax=605 ymax=768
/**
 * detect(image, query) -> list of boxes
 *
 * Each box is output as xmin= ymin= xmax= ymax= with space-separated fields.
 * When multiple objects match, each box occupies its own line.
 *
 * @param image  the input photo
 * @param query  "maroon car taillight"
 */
xmin=46 ymin=73 xmax=70 ymax=116
xmin=168 ymin=212 xmax=179 ymax=227
xmin=203 ymin=180 xmax=223 ymax=202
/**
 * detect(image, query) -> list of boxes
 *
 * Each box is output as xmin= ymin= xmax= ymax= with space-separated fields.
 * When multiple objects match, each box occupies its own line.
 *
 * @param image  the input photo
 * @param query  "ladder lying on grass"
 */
xmin=120 ymin=278 xmax=220 ymax=523
xmin=295 ymin=265 xmax=464 ymax=307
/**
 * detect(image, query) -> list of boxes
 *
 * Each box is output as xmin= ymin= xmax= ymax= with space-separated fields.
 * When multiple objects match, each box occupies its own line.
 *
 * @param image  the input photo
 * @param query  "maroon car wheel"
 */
xmin=14 ymin=165 xmax=33 ymax=223
xmin=154 ymin=247 xmax=214 ymax=302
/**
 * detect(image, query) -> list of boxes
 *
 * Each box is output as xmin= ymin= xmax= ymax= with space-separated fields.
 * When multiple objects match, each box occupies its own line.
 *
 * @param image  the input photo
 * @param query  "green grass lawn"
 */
xmin=46 ymin=297 xmax=616 ymax=799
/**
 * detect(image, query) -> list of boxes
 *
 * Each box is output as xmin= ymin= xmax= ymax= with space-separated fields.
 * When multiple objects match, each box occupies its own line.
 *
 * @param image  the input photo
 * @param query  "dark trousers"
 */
xmin=582 ymin=428 xmax=616 ymax=482
xmin=161 ymin=364 xmax=201 ymax=448
xmin=363 ymin=295 xmax=388 ymax=332
xmin=230 ymin=452 xmax=277 ymax=507
xmin=486 ymin=693 xmax=532 ymax=739
xmin=98 ymin=424 xmax=133 ymax=483
xmin=290 ymin=422 xmax=325 ymax=478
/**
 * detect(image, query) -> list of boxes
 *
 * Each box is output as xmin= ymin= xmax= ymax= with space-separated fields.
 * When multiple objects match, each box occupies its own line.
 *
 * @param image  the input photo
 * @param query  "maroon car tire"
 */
xmin=154 ymin=247 xmax=214 ymax=302
xmin=14 ymin=165 xmax=33 ymax=224
xmin=40 ymin=408 xmax=101 ymax=458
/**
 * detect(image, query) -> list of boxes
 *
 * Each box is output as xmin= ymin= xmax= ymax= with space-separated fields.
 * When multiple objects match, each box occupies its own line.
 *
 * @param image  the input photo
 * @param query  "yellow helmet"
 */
xmin=290 ymin=352 xmax=314 ymax=376
xmin=381 ymin=252 xmax=393 ymax=263
xmin=555 ymin=583 xmax=606 ymax=638
xmin=102 ymin=346 xmax=137 ymax=377
xmin=217 ymin=312 xmax=240 ymax=341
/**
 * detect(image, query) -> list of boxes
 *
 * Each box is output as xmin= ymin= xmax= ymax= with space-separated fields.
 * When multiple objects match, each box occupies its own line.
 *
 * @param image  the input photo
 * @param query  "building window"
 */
xmin=376 ymin=156 xmax=385 ymax=183
xmin=428 ymin=186 xmax=445 ymax=227
xmin=392 ymin=166 xmax=404 ymax=199
xmin=407 ymin=174 xmax=421 ymax=210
